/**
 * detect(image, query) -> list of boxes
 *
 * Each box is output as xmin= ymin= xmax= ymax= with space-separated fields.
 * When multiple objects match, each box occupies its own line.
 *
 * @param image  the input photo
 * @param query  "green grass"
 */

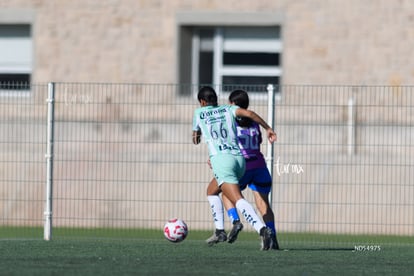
xmin=1 ymin=227 xmax=413 ymax=275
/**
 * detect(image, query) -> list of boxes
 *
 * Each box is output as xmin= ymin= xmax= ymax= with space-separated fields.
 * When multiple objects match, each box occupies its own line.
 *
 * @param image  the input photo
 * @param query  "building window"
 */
xmin=179 ymin=25 xmax=282 ymax=96
xmin=0 ymin=24 xmax=32 ymax=93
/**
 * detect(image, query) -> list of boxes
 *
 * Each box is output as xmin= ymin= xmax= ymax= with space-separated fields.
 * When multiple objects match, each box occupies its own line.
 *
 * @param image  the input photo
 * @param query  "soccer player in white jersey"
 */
xmin=192 ymin=86 xmax=277 ymax=250
xmin=206 ymin=89 xmax=280 ymax=250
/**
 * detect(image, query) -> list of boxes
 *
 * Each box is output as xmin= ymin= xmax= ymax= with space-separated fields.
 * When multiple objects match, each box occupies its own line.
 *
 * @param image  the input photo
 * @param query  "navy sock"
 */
xmin=266 ymin=221 xmax=276 ymax=235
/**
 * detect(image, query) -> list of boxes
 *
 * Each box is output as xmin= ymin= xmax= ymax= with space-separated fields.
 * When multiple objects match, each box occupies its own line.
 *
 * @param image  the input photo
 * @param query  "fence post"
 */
xmin=266 ymin=84 xmax=275 ymax=202
xmin=348 ymin=97 xmax=356 ymax=155
xmin=44 ymin=82 xmax=55 ymax=241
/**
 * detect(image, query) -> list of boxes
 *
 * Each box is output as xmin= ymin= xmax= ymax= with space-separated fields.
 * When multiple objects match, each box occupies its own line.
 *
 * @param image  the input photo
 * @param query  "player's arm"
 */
xmin=235 ymin=108 xmax=277 ymax=143
xmin=192 ymin=130 xmax=202 ymax=144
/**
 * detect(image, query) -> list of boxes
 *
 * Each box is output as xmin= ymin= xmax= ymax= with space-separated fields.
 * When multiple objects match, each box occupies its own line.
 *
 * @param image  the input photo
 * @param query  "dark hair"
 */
xmin=198 ymin=86 xmax=218 ymax=106
xmin=229 ymin=89 xmax=252 ymax=127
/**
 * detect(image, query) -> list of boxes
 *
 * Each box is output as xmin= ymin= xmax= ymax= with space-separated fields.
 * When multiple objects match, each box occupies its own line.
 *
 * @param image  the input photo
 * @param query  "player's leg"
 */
xmin=220 ymin=183 xmax=258 ymax=231
xmin=248 ymin=167 xmax=280 ymax=249
xmin=222 ymin=193 xmax=243 ymax=243
xmin=211 ymin=154 xmax=272 ymax=250
xmin=206 ymin=178 xmax=227 ymax=245
xmin=252 ymin=191 xmax=275 ymax=230
xmin=220 ymin=183 xmax=272 ymax=250
xmin=252 ymin=190 xmax=279 ymax=250
xmin=225 ymin=170 xmax=252 ymax=243
xmin=222 ymin=193 xmax=239 ymax=224
xmin=205 ymin=177 xmax=243 ymax=244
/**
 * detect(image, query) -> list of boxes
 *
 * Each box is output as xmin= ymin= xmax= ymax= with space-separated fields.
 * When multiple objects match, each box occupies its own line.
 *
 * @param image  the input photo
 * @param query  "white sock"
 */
xmin=207 ymin=195 xmax=224 ymax=230
xmin=236 ymin=198 xmax=265 ymax=233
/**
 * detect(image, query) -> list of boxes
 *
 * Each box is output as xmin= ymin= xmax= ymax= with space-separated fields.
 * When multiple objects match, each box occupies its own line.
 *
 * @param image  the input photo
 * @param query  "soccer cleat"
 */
xmin=227 ymin=220 xmax=243 ymax=243
xmin=271 ymin=233 xmax=280 ymax=250
xmin=206 ymin=229 xmax=227 ymax=245
xmin=259 ymin=227 xmax=273 ymax=251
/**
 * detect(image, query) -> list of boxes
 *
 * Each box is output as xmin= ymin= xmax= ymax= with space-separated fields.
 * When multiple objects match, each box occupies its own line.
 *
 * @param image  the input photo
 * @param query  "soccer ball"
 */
xmin=163 ymin=218 xmax=188 ymax=243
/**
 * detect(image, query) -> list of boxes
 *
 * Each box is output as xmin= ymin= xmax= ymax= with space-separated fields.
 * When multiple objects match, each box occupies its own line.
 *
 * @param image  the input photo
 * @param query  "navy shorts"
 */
xmin=239 ymin=167 xmax=272 ymax=194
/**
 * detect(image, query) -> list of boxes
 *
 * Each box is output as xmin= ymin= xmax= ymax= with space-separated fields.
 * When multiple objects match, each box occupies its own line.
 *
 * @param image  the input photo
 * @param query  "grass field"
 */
xmin=1 ymin=228 xmax=413 ymax=275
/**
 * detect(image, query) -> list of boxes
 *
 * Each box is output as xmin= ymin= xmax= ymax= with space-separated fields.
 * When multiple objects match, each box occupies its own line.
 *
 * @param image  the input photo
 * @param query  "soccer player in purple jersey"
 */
xmin=206 ymin=89 xmax=280 ymax=250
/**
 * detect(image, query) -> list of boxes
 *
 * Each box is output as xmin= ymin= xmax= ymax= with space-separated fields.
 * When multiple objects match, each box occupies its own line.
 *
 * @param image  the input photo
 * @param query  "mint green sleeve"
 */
xmin=192 ymin=109 xmax=200 ymax=131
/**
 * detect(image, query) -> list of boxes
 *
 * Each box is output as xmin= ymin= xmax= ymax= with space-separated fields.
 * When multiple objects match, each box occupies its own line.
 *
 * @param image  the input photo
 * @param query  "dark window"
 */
xmin=0 ymin=73 xmax=30 ymax=90
xmin=223 ymin=53 xmax=280 ymax=66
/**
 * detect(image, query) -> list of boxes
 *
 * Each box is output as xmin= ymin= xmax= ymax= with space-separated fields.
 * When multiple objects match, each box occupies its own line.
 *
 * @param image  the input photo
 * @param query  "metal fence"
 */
xmin=0 ymin=83 xmax=413 ymax=243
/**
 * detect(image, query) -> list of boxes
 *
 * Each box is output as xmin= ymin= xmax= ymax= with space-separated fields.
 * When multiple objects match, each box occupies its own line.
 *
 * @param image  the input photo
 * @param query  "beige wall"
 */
xmin=1 ymin=0 xmax=413 ymax=85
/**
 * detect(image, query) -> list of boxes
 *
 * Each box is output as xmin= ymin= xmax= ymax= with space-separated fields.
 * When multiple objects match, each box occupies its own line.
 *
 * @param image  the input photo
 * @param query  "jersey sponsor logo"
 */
xmin=218 ymin=143 xmax=239 ymax=151
xmin=199 ymin=107 xmax=227 ymax=119
xmin=206 ymin=116 xmax=225 ymax=125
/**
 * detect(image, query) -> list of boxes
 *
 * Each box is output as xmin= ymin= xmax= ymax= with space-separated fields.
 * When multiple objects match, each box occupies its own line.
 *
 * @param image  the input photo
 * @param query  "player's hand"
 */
xmin=192 ymin=130 xmax=201 ymax=144
xmin=267 ymin=129 xmax=277 ymax=143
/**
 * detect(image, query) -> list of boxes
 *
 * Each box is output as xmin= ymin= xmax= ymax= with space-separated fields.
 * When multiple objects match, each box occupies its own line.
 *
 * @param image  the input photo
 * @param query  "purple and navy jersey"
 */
xmin=236 ymin=121 xmax=267 ymax=170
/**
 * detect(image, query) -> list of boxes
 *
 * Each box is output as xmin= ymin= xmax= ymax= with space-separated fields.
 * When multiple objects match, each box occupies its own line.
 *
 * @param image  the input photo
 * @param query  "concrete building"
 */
xmin=1 ymin=0 xmax=414 ymax=87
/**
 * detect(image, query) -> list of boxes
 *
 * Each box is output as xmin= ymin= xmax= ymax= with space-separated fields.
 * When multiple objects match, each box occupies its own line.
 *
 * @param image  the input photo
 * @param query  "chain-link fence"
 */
xmin=1 ymin=83 xmax=413 ymax=243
